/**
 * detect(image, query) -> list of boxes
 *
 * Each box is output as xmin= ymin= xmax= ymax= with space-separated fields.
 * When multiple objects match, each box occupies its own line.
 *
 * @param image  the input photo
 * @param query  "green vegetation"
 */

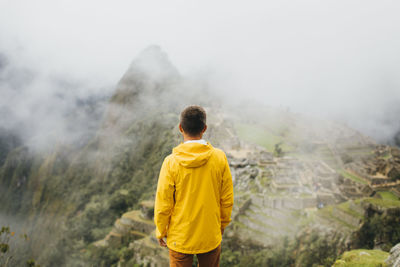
xmin=345 ymin=147 xmax=375 ymax=157
xmin=219 ymin=235 xmax=295 ymax=267
xmin=353 ymin=197 xmax=400 ymax=209
xmin=235 ymin=123 xmax=293 ymax=152
xmin=318 ymin=205 xmax=358 ymax=230
xmin=224 ymin=197 xmax=400 ymax=267
xmin=377 ymin=191 xmax=400 ymax=201
xmin=337 ymin=201 xmax=363 ymax=219
xmin=220 ymin=226 xmax=346 ymax=267
xmin=0 ymin=226 xmax=13 ymax=267
xmin=341 ymin=153 xmax=354 ymax=164
xmin=1 ymin=77 xmax=399 ymax=266
xmin=0 ymin=226 xmax=40 ymax=267
xmin=381 ymin=151 xmax=392 ymax=160
xmin=273 ymin=143 xmax=284 ymax=157
xmin=351 ymin=198 xmax=400 ymax=251
xmin=84 ymin=245 xmax=120 ymax=267
xmin=258 ymin=175 xmax=271 ymax=187
xmin=0 ymin=109 xmax=178 ymax=266
xmin=316 ymin=198 xmax=400 ymax=252
xmin=338 ymin=169 xmax=368 ymax=185
xmin=333 ymin=249 xmax=389 ymax=267
xmin=362 ymin=198 xmax=400 ymax=208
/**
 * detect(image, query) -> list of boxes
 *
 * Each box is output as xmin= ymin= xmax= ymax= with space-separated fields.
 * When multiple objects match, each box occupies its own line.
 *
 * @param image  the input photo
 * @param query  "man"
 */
xmin=154 ymin=105 xmax=234 ymax=267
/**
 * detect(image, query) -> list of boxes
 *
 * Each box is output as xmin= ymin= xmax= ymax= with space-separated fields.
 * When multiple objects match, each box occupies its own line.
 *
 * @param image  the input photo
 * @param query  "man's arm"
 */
xmin=154 ymin=157 xmax=175 ymax=244
xmin=220 ymin=154 xmax=234 ymax=232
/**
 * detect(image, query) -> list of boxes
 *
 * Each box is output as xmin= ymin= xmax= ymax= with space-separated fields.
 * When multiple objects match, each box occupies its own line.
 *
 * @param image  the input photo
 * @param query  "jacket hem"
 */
xmin=167 ymin=239 xmax=221 ymax=254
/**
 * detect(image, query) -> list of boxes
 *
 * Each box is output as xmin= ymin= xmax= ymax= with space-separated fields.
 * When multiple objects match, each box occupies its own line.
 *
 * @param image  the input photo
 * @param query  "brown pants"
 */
xmin=169 ymin=244 xmax=221 ymax=267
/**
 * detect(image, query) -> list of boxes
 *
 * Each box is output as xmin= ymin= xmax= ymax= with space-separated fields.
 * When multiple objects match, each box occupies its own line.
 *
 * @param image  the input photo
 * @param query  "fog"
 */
xmin=1 ymin=0 xmax=400 ymax=148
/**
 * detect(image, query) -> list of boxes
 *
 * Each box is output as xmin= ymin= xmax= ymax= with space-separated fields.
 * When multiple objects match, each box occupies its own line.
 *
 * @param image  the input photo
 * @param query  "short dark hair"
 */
xmin=180 ymin=105 xmax=206 ymax=136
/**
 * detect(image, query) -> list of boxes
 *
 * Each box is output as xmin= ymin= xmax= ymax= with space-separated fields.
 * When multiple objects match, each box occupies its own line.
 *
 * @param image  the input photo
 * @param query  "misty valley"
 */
xmin=1 ymin=47 xmax=400 ymax=267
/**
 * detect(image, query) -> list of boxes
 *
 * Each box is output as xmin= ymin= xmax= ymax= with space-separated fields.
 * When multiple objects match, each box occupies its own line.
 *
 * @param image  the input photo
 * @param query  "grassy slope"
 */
xmin=318 ymin=197 xmax=400 ymax=229
xmin=377 ymin=191 xmax=400 ymax=201
xmin=359 ymin=198 xmax=400 ymax=208
xmin=235 ymin=123 xmax=294 ymax=152
xmin=338 ymin=169 xmax=368 ymax=185
xmin=337 ymin=201 xmax=364 ymax=219
xmin=333 ymin=249 xmax=389 ymax=267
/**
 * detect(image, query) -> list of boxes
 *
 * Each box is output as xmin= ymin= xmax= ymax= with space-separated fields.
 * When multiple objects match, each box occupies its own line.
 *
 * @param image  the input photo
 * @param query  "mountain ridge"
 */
xmin=0 ymin=46 xmax=399 ymax=266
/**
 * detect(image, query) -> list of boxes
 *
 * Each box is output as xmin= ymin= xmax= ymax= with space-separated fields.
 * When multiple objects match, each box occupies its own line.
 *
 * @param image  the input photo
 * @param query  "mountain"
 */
xmin=0 ymin=47 xmax=399 ymax=267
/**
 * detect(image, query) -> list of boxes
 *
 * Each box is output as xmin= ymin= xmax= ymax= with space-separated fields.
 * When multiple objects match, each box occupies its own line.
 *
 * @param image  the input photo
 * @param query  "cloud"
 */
xmin=0 ymin=55 xmax=110 ymax=153
xmin=0 ymin=0 xmax=399 ymax=145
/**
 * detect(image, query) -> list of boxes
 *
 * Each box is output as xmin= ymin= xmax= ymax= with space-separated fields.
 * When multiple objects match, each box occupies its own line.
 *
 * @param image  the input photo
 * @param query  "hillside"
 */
xmin=1 ymin=47 xmax=400 ymax=267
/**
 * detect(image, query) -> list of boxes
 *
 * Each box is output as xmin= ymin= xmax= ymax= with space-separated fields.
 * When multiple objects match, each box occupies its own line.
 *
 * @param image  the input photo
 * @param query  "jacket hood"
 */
xmin=172 ymin=142 xmax=214 ymax=168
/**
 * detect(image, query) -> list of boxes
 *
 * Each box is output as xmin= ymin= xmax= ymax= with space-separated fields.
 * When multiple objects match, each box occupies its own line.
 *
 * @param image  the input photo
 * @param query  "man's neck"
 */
xmin=183 ymin=135 xmax=203 ymax=142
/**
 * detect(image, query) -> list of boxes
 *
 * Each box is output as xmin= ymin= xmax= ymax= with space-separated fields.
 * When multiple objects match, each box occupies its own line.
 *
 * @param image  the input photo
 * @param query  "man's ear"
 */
xmin=179 ymin=124 xmax=184 ymax=133
xmin=202 ymin=125 xmax=207 ymax=134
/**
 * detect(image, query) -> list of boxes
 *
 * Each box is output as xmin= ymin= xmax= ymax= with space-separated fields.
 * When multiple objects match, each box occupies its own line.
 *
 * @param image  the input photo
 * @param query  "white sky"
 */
xmin=1 ymin=0 xmax=400 ymax=140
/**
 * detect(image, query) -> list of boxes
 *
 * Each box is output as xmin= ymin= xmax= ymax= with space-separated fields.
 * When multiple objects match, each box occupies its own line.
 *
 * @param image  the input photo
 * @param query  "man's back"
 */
xmin=154 ymin=141 xmax=234 ymax=254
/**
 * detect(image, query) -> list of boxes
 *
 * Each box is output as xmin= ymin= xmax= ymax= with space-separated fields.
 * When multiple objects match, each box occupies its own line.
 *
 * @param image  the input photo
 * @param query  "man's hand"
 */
xmin=158 ymin=238 xmax=167 ymax=247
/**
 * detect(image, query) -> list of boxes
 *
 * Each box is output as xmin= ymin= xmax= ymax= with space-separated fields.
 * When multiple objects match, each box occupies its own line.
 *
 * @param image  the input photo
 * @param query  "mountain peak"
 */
xmin=110 ymin=45 xmax=181 ymax=105
xmin=125 ymin=45 xmax=180 ymax=82
xmin=102 ymin=46 xmax=181 ymax=131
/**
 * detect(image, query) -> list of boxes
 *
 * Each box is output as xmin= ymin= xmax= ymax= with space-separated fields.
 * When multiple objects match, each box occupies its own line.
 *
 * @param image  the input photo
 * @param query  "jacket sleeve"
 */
xmin=154 ymin=156 xmax=175 ymax=239
xmin=220 ymin=154 xmax=234 ymax=230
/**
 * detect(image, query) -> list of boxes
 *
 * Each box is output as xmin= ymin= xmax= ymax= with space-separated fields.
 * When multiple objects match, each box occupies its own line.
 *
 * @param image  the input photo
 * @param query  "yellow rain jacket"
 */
xmin=154 ymin=141 xmax=234 ymax=254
